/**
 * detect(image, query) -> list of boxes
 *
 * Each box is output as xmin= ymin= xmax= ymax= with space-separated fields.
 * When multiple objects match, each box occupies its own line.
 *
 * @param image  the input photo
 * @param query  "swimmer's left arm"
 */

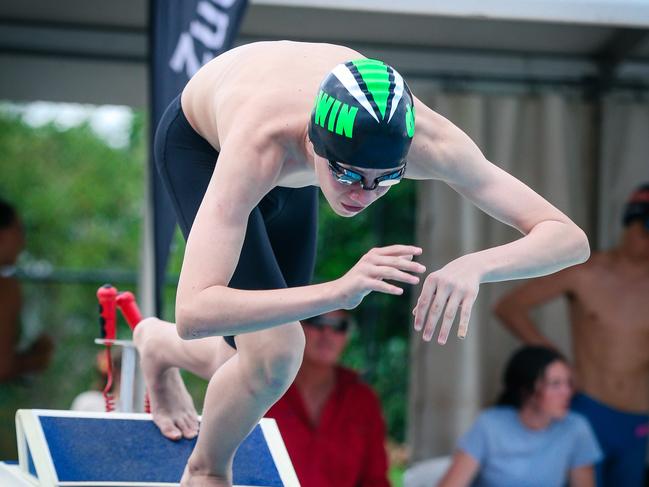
xmin=408 ymin=101 xmax=590 ymax=344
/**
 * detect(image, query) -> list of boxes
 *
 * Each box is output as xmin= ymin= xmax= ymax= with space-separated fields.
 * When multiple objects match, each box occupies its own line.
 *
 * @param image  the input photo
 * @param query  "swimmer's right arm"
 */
xmin=437 ymin=451 xmax=479 ymax=487
xmin=175 ymin=141 xmax=425 ymax=339
xmin=493 ymin=265 xmax=581 ymax=348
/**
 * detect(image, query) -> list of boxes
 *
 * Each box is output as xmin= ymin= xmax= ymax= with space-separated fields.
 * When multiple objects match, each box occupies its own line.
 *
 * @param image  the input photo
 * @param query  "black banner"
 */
xmin=149 ymin=0 xmax=249 ymax=314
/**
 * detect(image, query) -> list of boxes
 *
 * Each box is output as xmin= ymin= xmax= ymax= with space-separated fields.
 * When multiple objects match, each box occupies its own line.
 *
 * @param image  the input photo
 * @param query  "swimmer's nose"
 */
xmin=348 ymin=188 xmax=378 ymax=206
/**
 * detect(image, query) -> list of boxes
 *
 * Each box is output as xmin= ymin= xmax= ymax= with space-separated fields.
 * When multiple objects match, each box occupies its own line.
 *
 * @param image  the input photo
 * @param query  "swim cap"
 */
xmin=308 ymin=59 xmax=415 ymax=170
xmin=622 ymin=183 xmax=649 ymax=226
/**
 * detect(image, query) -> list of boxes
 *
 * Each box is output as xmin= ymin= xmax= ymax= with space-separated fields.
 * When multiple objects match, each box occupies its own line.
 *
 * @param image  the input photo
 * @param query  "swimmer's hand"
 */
xmin=337 ymin=245 xmax=426 ymax=309
xmin=412 ymin=255 xmax=480 ymax=345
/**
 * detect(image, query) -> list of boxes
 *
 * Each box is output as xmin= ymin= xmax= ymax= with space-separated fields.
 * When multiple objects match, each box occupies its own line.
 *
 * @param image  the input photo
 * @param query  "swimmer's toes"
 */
xmin=178 ymin=416 xmax=199 ymax=439
xmin=187 ymin=414 xmax=200 ymax=434
xmin=155 ymin=415 xmax=182 ymax=441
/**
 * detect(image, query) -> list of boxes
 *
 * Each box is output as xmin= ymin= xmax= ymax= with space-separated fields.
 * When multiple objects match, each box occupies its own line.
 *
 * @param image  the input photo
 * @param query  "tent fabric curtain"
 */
xmin=598 ymin=95 xmax=649 ymax=250
xmin=407 ymin=89 xmax=596 ymax=460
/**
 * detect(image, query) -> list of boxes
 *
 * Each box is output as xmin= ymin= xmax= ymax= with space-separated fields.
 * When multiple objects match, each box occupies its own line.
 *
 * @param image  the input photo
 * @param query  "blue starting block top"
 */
xmin=10 ymin=409 xmax=300 ymax=487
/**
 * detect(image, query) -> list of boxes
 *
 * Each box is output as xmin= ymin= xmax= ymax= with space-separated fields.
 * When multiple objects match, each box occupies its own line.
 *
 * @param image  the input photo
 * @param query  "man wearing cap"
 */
xmin=266 ymin=310 xmax=389 ymax=487
xmin=494 ymin=184 xmax=649 ymax=487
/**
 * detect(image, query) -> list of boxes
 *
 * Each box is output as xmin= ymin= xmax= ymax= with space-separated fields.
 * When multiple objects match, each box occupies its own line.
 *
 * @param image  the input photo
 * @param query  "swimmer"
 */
xmin=135 ymin=41 xmax=589 ymax=487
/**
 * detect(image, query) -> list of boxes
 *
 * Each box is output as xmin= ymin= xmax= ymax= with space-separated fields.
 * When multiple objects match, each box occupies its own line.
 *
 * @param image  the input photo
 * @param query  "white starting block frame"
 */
xmin=93 ymin=338 xmax=145 ymax=413
xmin=2 ymin=409 xmax=300 ymax=487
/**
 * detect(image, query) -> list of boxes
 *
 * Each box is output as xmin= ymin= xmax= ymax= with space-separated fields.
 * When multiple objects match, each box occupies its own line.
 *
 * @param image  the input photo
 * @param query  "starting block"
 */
xmin=0 ymin=409 xmax=300 ymax=487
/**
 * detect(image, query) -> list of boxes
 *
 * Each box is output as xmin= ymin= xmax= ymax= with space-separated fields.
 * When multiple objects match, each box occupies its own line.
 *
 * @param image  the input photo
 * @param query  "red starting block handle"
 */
xmin=97 ymin=284 xmax=118 ymax=341
xmin=97 ymin=284 xmax=118 ymax=412
xmin=116 ymin=291 xmax=142 ymax=330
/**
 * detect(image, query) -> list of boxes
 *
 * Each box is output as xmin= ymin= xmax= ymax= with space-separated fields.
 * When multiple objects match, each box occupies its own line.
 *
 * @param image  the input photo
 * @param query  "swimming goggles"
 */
xmin=328 ymin=160 xmax=405 ymax=191
xmin=303 ymin=315 xmax=352 ymax=333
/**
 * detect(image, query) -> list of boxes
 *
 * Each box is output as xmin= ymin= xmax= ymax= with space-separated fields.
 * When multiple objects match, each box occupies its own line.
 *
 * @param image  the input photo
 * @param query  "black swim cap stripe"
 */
xmin=385 ymin=66 xmax=396 ymax=122
xmin=346 ymin=61 xmax=382 ymax=121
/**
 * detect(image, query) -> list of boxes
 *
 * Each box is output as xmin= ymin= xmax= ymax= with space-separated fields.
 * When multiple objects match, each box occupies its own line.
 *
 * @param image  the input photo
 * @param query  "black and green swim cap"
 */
xmin=308 ymin=59 xmax=415 ymax=170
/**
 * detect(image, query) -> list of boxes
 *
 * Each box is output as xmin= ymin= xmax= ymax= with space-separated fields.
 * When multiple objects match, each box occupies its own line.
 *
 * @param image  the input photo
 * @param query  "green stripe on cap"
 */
xmin=352 ymin=59 xmax=390 ymax=120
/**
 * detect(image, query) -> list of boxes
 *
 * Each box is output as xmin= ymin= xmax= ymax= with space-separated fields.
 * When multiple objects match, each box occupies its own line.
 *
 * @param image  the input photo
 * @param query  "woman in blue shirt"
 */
xmin=439 ymin=346 xmax=602 ymax=487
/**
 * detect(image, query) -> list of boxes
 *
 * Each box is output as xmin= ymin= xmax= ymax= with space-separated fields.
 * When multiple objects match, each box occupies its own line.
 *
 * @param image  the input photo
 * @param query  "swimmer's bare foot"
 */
xmin=134 ymin=318 xmax=199 ymax=440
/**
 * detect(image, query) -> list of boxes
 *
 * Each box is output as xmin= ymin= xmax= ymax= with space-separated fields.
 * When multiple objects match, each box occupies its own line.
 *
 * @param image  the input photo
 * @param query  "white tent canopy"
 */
xmin=2 ymin=0 xmax=649 ymax=105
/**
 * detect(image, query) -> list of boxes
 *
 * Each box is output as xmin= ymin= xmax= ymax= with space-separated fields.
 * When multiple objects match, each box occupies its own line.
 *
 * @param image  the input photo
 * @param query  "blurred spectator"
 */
xmin=494 ymin=183 xmax=649 ymax=487
xmin=438 ymin=346 xmax=601 ymax=487
xmin=0 ymin=198 xmax=53 ymax=382
xmin=265 ymin=310 xmax=389 ymax=487
xmin=70 ymin=348 xmax=121 ymax=412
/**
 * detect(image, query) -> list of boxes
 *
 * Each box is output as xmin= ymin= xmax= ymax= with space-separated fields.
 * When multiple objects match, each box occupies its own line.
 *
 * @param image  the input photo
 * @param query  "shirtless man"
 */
xmin=494 ymin=184 xmax=649 ymax=487
xmin=135 ymin=41 xmax=589 ymax=487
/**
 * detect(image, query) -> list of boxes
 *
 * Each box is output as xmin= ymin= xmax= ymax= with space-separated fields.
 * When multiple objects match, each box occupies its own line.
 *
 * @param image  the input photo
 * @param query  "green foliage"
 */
xmin=389 ymin=466 xmax=405 ymax=487
xmin=0 ymin=111 xmax=145 ymax=268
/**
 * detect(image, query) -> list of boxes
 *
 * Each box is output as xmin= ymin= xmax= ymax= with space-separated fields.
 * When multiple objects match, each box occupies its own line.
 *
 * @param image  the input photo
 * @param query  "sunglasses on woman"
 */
xmin=303 ymin=315 xmax=351 ymax=333
xmin=328 ymin=160 xmax=406 ymax=191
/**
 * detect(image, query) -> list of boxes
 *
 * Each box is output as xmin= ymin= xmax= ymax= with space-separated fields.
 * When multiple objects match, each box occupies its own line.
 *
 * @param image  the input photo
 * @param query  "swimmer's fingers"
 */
xmin=371 ymin=255 xmax=426 ymax=275
xmin=373 ymin=245 xmax=423 ymax=258
xmin=413 ymin=257 xmax=480 ymax=343
xmin=369 ymin=279 xmax=406 ymax=296
xmin=435 ymin=293 xmax=462 ymax=345
xmin=373 ymin=265 xmax=421 ymax=286
xmin=413 ymin=274 xmax=436 ymax=332
xmin=456 ymin=294 xmax=477 ymax=341
xmin=338 ymin=247 xmax=425 ymax=308
xmin=421 ymin=285 xmax=451 ymax=342
xmin=427 ymin=285 xmax=477 ymax=343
